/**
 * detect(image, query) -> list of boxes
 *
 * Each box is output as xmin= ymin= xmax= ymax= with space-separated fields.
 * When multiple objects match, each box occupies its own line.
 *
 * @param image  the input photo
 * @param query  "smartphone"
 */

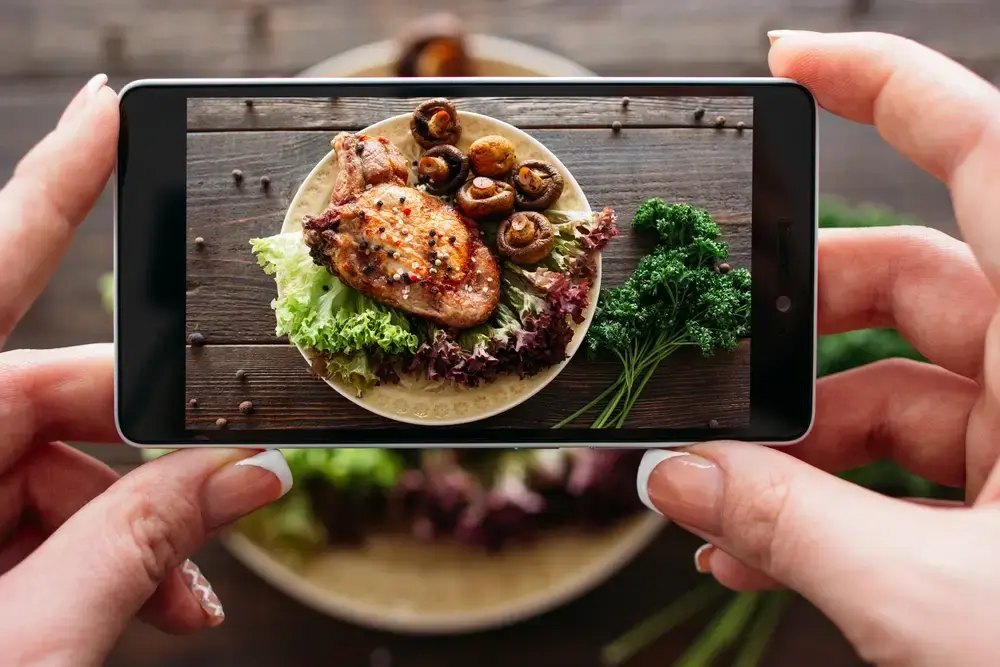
xmin=115 ymin=78 xmax=816 ymax=448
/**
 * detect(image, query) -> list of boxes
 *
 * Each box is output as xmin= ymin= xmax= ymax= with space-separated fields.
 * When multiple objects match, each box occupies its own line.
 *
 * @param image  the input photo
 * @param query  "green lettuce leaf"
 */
xmin=325 ymin=351 xmax=379 ymax=397
xmin=250 ymin=232 xmax=419 ymax=357
xmin=281 ymin=448 xmax=404 ymax=490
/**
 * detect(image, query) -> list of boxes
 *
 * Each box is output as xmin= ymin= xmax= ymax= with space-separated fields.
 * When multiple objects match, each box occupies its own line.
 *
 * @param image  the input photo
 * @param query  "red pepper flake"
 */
xmin=409 ymin=274 xmax=419 ymax=283
xmin=403 ymin=208 xmax=411 ymax=215
xmin=377 ymin=137 xmax=389 ymax=144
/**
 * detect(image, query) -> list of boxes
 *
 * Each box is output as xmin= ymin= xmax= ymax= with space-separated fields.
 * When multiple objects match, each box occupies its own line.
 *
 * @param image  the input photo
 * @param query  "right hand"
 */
xmin=637 ymin=31 xmax=1000 ymax=667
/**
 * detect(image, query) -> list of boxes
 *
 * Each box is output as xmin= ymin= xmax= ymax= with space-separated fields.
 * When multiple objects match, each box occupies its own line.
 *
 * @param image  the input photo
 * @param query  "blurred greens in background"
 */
xmin=99 ymin=198 xmax=957 ymax=666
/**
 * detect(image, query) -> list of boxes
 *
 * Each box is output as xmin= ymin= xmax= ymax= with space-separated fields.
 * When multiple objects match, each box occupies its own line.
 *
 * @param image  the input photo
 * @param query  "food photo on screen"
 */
xmin=184 ymin=95 xmax=753 ymax=432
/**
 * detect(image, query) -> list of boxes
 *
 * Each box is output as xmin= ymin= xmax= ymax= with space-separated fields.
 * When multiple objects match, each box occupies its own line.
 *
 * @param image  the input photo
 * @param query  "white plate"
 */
xmin=298 ymin=34 xmax=597 ymax=79
xmin=221 ymin=511 xmax=664 ymax=635
xmin=280 ymin=111 xmax=599 ymax=425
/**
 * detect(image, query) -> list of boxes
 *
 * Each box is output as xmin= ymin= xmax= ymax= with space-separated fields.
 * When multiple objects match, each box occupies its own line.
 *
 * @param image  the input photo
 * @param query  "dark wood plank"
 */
xmin=184 ymin=340 xmax=750 ymax=430
xmin=186 ymin=128 xmax=752 ymax=343
xmin=2 ymin=0 xmax=999 ymax=80
xmin=187 ymin=96 xmax=753 ymax=131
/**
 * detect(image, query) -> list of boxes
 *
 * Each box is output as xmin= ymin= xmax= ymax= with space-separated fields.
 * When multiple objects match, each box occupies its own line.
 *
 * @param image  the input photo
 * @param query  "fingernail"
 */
xmin=636 ymin=449 xmax=724 ymax=533
xmin=694 ymin=543 xmax=715 ymax=574
xmin=767 ymin=29 xmax=817 ymax=46
xmin=86 ymin=73 xmax=109 ymax=97
xmin=180 ymin=560 xmax=225 ymax=627
xmin=201 ymin=450 xmax=292 ymax=528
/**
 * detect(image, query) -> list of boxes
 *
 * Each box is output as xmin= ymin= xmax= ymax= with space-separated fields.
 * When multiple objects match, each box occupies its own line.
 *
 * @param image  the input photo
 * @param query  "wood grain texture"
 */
xmin=185 ymin=341 xmax=750 ymax=430
xmin=186 ymin=127 xmax=752 ymax=343
xmin=187 ymin=96 xmax=753 ymax=131
xmin=2 ymin=0 xmax=999 ymax=81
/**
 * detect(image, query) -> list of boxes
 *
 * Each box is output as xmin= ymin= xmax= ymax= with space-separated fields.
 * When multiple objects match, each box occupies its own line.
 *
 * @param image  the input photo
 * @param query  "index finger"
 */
xmin=0 ymin=76 xmax=118 ymax=342
xmin=768 ymin=31 xmax=1000 ymax=288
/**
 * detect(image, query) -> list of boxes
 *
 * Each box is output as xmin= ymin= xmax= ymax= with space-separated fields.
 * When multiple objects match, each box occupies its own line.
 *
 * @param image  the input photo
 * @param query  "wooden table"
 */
xmin=2 ymin=1 xmax=992 ymax=664
xmin=185 ymin=95 xmax=752 ymax=431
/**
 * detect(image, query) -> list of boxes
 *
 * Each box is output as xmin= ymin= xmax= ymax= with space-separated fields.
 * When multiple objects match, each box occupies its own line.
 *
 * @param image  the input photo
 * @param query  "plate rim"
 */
xmin=297 ymin=34 xmax=598 ymax=79
xmin=220 ymin=512 xmax=666 ymax=635
xmin=280 ymin=110 xmax=601 ymax=426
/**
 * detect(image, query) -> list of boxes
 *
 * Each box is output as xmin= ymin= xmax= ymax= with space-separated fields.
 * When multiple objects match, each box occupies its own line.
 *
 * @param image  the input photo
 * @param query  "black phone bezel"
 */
xmin=116 ymin=79 xmax=816 ymax=447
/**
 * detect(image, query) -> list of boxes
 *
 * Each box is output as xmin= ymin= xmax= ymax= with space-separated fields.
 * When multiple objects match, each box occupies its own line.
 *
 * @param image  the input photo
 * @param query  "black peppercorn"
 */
xmin=355 ymin=142 xmax=365 ymax=155
xmin=359 ymin=210 xmax=366 ymax=218
xmin=386 ymin=276 xmax=394 ymax=285
xmin=428 ymin=239 xmax=436 ymax=247
xmin=239 ymin=400 xmax=254 ymax=415
xmin=420 ymin=280 xmax=427 ymax=287
xmin=188 ymin=332 xmax=206 ymax=346
xmin=399 ymin=196 xmax=406 ymax=204
xmin=448 ymin=236 xmax=456 ymax=243
xmin=401 ymin=272 xmax=410 ymax=282
xmin=376 ymin=200 xmax=383 ymax=207
xmin=431 ymin=286 xmax=439 ymax=295
xmin=374 ymin=244 xmax=382 ymax=252
xmin=322 ymin=284 xmax=329 ymax=291
xmin=360 ymin=240 xmax=369 ymax=250
xmin=363 ymin=264 xmax=374 ymax=274
xmin=378 ymin=226 xmax=385 ymax=233
xmin=694 ymin=107 xmax=706 ymax=120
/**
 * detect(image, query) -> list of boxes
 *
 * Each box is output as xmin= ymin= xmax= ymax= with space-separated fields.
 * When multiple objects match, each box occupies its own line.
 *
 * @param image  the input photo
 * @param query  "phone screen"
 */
xmin=117 ymin=80 xmax=815 ymax=446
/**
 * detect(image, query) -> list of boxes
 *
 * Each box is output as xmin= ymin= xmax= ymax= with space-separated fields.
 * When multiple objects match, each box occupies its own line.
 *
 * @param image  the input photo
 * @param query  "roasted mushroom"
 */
xmin=394 ymin=13 xmax=474 ymax=77
xmin=511 ymin=159 xmax=564 ymax=210
xmin=411 ymin=98 xmax=462 ymax=149
xmin=468 ymin=135 xmax=517 ymax=177
xmin=497 ymin=212 xmax=554 ymax=264
xmin=456 ymin=176 xmax=515 ymax=219
xmin=417 ymin=145 xmax=469 ymax=195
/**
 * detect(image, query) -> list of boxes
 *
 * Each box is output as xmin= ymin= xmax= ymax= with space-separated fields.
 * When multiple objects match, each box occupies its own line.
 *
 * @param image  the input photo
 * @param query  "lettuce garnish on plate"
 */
xmin=250 ymin=232 xmax=419 ymax=393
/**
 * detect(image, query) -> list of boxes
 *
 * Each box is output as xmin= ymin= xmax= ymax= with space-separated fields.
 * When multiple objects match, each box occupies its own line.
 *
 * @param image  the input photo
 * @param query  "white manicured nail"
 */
xmin=636 ymin=450 xmax=689 ymax=513
xmin=180 ymin=559 xmax=225 ymax=627
xmin=694 ymin=543 xmax=715 ymax=574
xmin=235 ymin=450 xmax=293 ymax=497
xmin=86 ymin=73 xmax=109 ymax=96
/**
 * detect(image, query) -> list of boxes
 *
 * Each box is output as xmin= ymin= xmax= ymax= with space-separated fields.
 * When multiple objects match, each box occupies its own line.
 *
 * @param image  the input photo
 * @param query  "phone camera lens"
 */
xmin=776 ymin=295 xmax=791 ymax=312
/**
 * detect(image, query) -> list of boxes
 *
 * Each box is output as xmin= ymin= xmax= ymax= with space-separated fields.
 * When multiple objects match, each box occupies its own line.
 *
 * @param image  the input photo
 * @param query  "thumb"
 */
xmin=636 ymin=443 xmax=955 ymax=627
xmin=0 ymin=448 xmax=291 ymax=666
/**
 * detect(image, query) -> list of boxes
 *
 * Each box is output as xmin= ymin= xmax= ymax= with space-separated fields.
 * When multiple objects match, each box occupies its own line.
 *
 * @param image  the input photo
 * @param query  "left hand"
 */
xmin=0 ymin=75 xmax=293 ymax=667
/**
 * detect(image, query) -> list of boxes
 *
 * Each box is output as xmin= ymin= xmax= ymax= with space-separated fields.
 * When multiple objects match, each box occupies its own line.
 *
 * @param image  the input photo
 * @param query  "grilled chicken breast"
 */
xmin=303 ymin=132 xmax=501 ymax=329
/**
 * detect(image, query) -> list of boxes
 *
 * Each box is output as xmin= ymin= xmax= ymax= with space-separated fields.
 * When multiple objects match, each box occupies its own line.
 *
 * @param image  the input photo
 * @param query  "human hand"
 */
xmin=0 ymin=75 xmax=293 ymax=667
xmin=636 ymin=32 xmax=1000 ymax=667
